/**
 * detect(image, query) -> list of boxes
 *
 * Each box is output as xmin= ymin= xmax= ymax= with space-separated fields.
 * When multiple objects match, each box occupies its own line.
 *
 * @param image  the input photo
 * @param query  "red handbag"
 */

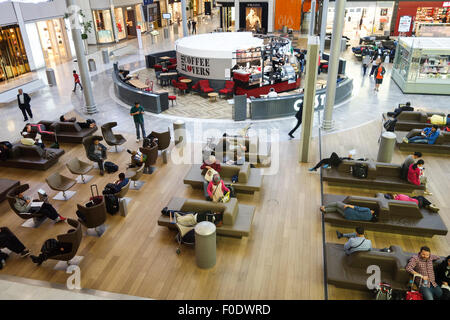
xmin=406 ymin=291 xmax=423 ymax=300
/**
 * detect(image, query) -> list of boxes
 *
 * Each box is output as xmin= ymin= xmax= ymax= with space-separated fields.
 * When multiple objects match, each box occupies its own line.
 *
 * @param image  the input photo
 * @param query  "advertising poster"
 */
xmin=246 ymin=7 xmax=262 ymax=31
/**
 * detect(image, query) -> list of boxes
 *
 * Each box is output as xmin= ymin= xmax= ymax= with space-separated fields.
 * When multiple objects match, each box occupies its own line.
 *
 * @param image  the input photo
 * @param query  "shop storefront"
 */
xmin=326 ymin=1 xmax=394 ymax=37
xmin=394 ymin=1 xmax=450 ymax=36
xmin=144 ymin=1 xmax=163 ymax=30
xmin=35 ymin=18 xmax=72 ymax=65
xmin=93 ymin=9 xmax=115 ymax=43
xmin=218 ymin=1 xmax=270 ymax=32
xmin=218 ymin=3 xmax=235 ymax=31
xmin=114 ymin=7 xmax=128 ymax=40
xmin=0 ymin=24 xmax=31 ymax=82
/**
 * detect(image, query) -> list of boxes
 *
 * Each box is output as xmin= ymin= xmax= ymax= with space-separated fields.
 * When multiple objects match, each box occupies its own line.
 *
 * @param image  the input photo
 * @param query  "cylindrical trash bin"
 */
xmin=102 ymin=49 xmax=110 ymax=64
xmin=88 ymin=59 xmax=96 ymax=72
xmin=377 ymin=131 xmax=397 ymax=163
xmin=164 ymin=27 xmax=169 ymax=39
xmin=173 ymin=120 xmax=186 ymax=147
xmin=46 ymin=68 xmax=56 ymax=86
xmin=195 ymin=221 xmax=216 ymax=269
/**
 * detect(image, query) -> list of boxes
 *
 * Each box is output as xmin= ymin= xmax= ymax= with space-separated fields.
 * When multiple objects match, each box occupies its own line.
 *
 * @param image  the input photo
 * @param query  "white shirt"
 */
xmin=267 ymin=91 xmax=278 ymax=98
xmin=19 ymin=94 xmax=24 ymax=104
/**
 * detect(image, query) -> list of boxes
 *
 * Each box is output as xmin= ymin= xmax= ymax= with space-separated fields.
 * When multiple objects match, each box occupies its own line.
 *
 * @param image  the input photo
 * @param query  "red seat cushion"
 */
xmin=168 ymin=96 xmax=176 ymax=100
xmin=219 ymin=88 xmax=231 ymax=94
xmin=178 ymin=83 xmax=188 ymax=90
xmin=201 ymin=87 xmax=214 ymax=93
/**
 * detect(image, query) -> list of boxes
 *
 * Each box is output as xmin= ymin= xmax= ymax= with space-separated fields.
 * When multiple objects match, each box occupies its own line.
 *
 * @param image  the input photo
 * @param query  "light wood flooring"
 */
xmin=0 ymin=116 xmax=448 ymax=300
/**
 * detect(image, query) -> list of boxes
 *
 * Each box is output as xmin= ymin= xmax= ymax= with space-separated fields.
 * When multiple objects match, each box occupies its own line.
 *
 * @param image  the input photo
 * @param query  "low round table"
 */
xmin=179 ymin=79 xmax=192 ymax=84
xmin=208 ymin=92 xmax=218 ymax=102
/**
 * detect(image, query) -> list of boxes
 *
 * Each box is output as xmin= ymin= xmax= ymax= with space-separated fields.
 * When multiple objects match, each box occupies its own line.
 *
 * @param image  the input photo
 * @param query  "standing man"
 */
xmin=192 ymin=19 xmax=197 ymax=34
xmin=187 ymin=19 xmax=192 ymax=33
xmin=362 ymin=54 xmax=371 ymax=76
xmin=374 ymin=62 xmax=386 ymax=92
xmin=288 ymin=101 xmax=303 ymax=139
xmin=369 ymin=56 xmax=379 ymax=77
xmin=130 ymin=102 xmax=146 ymax=142
xmin=406 ymin=246 xmax=443 ymax=300
xmin=73 ymin=70 xmax=83 ymax=92
xmin=17 ymin=89 xmax=33 ymax=122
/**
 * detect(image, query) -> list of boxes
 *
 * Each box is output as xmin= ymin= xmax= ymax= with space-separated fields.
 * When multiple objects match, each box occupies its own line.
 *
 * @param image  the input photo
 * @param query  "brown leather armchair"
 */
xmin=126 ymin=163 xmax=145 ymax=190
xmin=66 ymin=157 xmax=93 ymax=184
xmin=46 ymin=172 xmax=77 ymax=201
xmin=6 ymin=184 xmax=46 ymax=222
xmin=140 ymin=145 xmax=158 ymax=174
xmin=150 ymin=128 xmax=171 ymax=151
xmin=113 ymin=179 xmax=131 ymax=200
xmin=77 ymin=200 xmax=107 ymax=236
xmin=49 ymin=219 xmax=82 ymax=265
xmin=101 ymin=122 xmax=127 ymax=152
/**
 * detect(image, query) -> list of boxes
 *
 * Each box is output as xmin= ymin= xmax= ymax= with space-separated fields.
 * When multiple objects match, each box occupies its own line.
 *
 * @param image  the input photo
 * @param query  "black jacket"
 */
xmin=17 ymin=93 xmax=31 ymax=108
xmin=435 ymin=256 xmax=450 ymax=286
xmin=295 ymin=103 xmax=303 ymax=121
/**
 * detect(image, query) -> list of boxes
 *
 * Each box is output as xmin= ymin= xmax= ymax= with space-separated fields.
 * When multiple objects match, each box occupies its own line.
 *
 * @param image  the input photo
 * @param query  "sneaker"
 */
xmin=424 ymin=190 xmax=433 ymax=196
xmin=288 ymin=133 xmax=294 ymax=139
xmin=336 ymin=231 xmax=343 ymax=239
xmin=20 ymin=249 xmax=30 ymax=258
xmin=55 ymin=216 xmax=66 ymax=223
xmin=402 ymin=137 xmax=409 ymax=144
xmin=323 ymin=164 xmax=330 ymax=169
xmin=136 ymin=139 xmax=140 ymax=143
xmin=428 ymin=204 xmax=439 ymax=212
xmin=30 ymin=255 xmax=43 ymax=266
xmin=308 ymin=168 xmax=316 ymax=172
xmin=100 ymin=170 xmax=104 ymax=176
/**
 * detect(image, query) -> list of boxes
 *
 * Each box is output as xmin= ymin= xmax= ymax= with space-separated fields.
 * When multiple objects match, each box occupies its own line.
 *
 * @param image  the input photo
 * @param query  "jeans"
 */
xmin=370 ymin=65 xmax=378 ymax=76
xmin=408 ymin=136 xmax=429 ymax=144
xmin=412 ymin=196 xmax=431 ymax=208
xmin=73 ymin=82 xmax=83 ymax=92
xmin=342 ymin=232 xmax=357 ymax=239
xmin=362 ymin=64 xmax=368 ymax=75
xmin=324 ymin=202 xmax=346 ymax=217
xmin=134 ymin=121 xmax=146 ymax=140
xmin=420 ymin=285 xmax=443 ymax=300
xmin=0 ymin=227 xmax=26 ymax=254
xmin=289 ymin=119 xmax=302 ymax=136
xmin=30 ymin=203 xmax=60 ymax=220
xmin=312 ymin=158 xmax=332 ymax=170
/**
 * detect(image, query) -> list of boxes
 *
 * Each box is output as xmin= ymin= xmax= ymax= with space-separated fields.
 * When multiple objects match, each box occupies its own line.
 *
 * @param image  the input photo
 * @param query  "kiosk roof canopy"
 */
xmin=175 ymin=32 xmax=264 ymax=59
xmin=400 ymin=37 xmax=450 ymax=50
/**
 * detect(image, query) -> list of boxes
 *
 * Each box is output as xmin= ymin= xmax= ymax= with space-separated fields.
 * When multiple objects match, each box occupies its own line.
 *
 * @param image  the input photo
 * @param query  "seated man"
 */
xmin=114 ymin=173 xmax=129 ymax=192
xmin=88 ymin=138 xmax=107 ymax=176
xmin=406 ymin=246 xmax=443 ymax=300
xmin=59 ymin=115 xmax=96 ymax=129
xmin=428 ymin=114 xmax=450 ymax=126
xmin=14 ymin=192 xmax=66 ymax=222
xmin=403 ymin=125 xmax=440 ymax=144
xmin=336 ymin=227 xmax=372 ymax=255
xmin=320 ymin=202 xmax=377 ymax=222
xmin=118 ymin=70 xmax=131 ymax=82
xmin=0 ymin=227 xmax=30 ymax=260
xmin=30 ymin=237 xmax=73 ymax=266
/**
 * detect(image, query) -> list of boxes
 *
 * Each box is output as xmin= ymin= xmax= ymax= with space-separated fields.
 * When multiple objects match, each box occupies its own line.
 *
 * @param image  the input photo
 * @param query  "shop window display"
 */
xmin=93 ymin=9 xmax=114 ymax=43
xmin=114 ymin=7 xmax=127 ymax=40
xmin=135 ymin=4 xmax=147 ymax=32
xmin=0 ymin=25 xmax=30 ymax=82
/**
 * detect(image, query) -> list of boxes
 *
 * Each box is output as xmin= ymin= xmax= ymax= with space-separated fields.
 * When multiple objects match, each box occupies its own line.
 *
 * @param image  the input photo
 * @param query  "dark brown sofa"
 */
xmin=213 ymin=136 xmax=271 ymax=167
xmin=391 ymin=111 xmax=446 ymax=132
xmin=396 ymin=129 xmax=450 ymax=155
xmin=323 ymin=193 xmax=447 ymax=237
xmin=158 ymin=197 xmax=255 ymax=238
xmin=0 ymin=179 xmax=20 ymax=202
xmin=0 ymin=143 xmax=64 ymax=170
xmin=38 ymin=120 xmax=97 ymax=144
xmin=326 ymin=243 xmax=444 ymax=291
xmin=322 ymin=159 xmax=426 ymax=192
xmin=183 ymin=163 xmax=263 ymax=194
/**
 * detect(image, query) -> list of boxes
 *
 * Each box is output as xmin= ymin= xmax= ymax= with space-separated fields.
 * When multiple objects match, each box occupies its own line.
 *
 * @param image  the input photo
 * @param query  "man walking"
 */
xmin=130 ymin=102 xmax=146 ymax=142
xmin=369 ymin=56 xmax=379 ymax=77
xmin=374 ymin=62 xmax=386 ymax=92
xmin=187 ymin=19 xmax=192 ymax=33
xmin=17 ymin=89 xmax=33 ymax=122
xmin=288 ymin=101 xmax=303 ymax=139
xmin=192 ymin=20 xmax=197 ymax=34
xmin=73 ymin=70 xmax=83 ymax=92
xmin=362 ymin=54 xmax=371 ymax=76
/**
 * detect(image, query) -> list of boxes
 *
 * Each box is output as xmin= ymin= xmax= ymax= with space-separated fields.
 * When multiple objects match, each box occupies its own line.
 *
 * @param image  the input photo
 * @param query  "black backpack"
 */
xmin=104 ymin=194 xmax=119 ymax=215
xmin=383 ymin=119 xmax=397 ymax=132
xmin=351 ymin=163 xmax=368 ymax=179
xmin=104 ymin=161 xmax=118 ymax=173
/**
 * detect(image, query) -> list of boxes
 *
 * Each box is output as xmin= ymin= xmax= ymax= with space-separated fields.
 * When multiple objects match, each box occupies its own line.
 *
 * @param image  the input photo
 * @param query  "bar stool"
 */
xmin=168 ymin=95 xmax=177 ymax=107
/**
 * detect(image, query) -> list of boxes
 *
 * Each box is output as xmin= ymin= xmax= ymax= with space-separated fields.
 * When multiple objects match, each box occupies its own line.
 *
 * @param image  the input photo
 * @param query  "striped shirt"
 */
xmin=406 ymin=254 xmax=440 ymax=287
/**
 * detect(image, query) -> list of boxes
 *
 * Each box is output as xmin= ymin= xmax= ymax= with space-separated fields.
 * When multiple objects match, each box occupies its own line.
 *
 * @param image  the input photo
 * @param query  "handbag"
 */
xmin=406 ymin=274 xmax=423 ymax=300
xmin=204 ymin=168 xmax=218 ymax=182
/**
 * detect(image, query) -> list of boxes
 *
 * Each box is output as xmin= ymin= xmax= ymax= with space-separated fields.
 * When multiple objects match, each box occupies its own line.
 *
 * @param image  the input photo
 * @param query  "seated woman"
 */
xmin=60 ymin=115 xmax=96 ymax=129
xmin=435 ymin=255 xmax=450 ymax=300
xmin=385 ymin=193 xmax=439 ymax=212
xmin=320 ymin=202 xmax=377 ymax=222
xmin=14 ymin=192 xmax=65 ymax=222
xmin=309 ymin=151 xmax=364 ymax=172
xmin=207 ymin=174 xmax=230 ymax=203
xmin=30 ymin=237 xmax=73 ymax=266
xmin=407 ymin=160 xmax=432 ymax=195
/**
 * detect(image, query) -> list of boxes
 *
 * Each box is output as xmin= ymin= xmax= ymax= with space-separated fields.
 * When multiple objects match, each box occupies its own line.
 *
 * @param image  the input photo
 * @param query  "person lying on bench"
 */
xmin=14 ymin=193 xmax=66 ymax=223
xmin=0 ymin=227 xmax=30 ymax=261
xmin=309 ymin=151 xmax=366 ymax=172
xmin=406 ymin=246 xmax=443 ymax=300
xmin=320 ymin=202 xmax=377 ymax=222
xmin=403 ymin=125 xmax=440 ymax=144
xmin=427 ymin=114 xmax=450 ymax=126
xmin=385 ymin=193 xmax=439 ymax=212
xmin=387 ymin=101 xmax=413 ymax=118
xmin=400 ymin=152 xmax=422 ymax=180
xmin=59 ymin=115 xmax=96 ymax=129
xmin=30 ymin=238 xmax=73 ymax=266
xmin=335 ymin=227 xmax=372 ymax=255
xmin=407 ymin=160 xmax=432 ymax=195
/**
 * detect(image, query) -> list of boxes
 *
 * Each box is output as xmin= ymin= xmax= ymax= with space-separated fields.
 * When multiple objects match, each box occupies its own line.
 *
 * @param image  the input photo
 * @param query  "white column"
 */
xmin=320 ymin=0 xmax=329 ymax=55
xmin=309 ymin=0 xmax=316 ymax=36
xmin=322 ymin=0 xmax=346 ymax=130
xmin=110 ymin=0 xmax=119 ymax=43
xmin=12 ymin=2 xmax=36 ymax=71
xmin=181 ymin=0 xmax=188 ymax=37
xmin=234 ymin=0 xmax=239 ymax=31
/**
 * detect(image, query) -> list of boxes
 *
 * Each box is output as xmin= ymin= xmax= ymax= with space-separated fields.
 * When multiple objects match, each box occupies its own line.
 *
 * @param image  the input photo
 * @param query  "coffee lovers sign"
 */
xmin=176 ymin=52 xmax=232 ymax=80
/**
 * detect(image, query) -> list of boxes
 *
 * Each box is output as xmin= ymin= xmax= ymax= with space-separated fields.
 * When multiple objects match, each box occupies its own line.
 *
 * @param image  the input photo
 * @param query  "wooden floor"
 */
xmin=0 ymin=116 xmax=448 ymax=300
